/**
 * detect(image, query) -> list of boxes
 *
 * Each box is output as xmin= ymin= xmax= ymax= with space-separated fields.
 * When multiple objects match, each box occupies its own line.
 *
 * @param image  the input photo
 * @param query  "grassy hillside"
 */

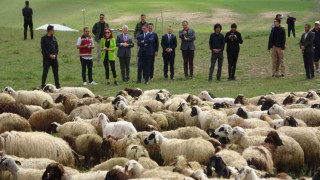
xmin=1 ymin=0 xmax=320 ymax=98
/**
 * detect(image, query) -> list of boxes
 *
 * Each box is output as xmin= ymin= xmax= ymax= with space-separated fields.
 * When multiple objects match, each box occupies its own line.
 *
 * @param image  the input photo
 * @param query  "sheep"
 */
xmin=69 ymin=105 xmax=96 ymax=121
xmin=144 ymin=131 xmax=215 ymax=165
xmin=115 ymin=101 xmax=151 ymax=116
xmin=0 ymin=155 xmax=45 ymax=180
xmin=112 ymin=95 xmax=129 ymax=106
xmin=63 ymin=134 xmax=107 ymax=165
xmin=164 ymin=97 xmax=187 ymax=111
xmin=124 ymin=160 xmax=187 ymax=179
xmin=134 ymin=100 xmax=165 ymax=112
xmin=41 ymin=99 xmax=64 ymax=111
xmin=91 ymin=157 xmax=130 ymax=172
xmin=89 ymin=103 xmax=117 ymax=122
xmin=206 ymin=155 xmax=238 ymax=178
xmin=0 ymin=131 xmax=75 ymax=167
xmin=0 ymin=113 xmax=31 ymax=133
xmin=2 ymin=86 xmax=54 ymax=106
xmin=215 ymin=149 xmax=247 ymax=170
xmin=28 ymin=108 xmax=69 ymax=131
xmin=177 ymin=102 xmax=200 ymax=127
xmin=272 ymin=116 xmax=307 ymax=129
xmin=54 ymin=94 xmax=79 ymax=114
xmin=96 ymin=113 xmax=137 ymax=139
xmin=199 ymin=90 xmax=235 ymax=106
xmin=0 ymin=93 xmax=15 ymax=103
xmin=124 ymin=87 xmax=143 ymax=97
xmin=41 ymin=162 xmax=80 ymax=180
xmin=150 ymin=112 xmax=169 ymax=130
xmin=137 ymin=157 xmax=159 ymax=169
xmin=242 ymin=131 xmax=284 ymax=173
xmin=0 ymin=102 xmax=31 ymax=119
xmin=229 ymin=116 xmax=270 ymax=129
xmin=66 ymin=171 xmax=108 ymax=180
xmin=190 ymin=106 xmax=228 ymax=131
xmin=306 ymin=90 xmax=320 ymax=100
xmin=277 ymin=126 xmax=320 ymax=175
xmin=125 ymin=144 xmax=150 ymax=160
xmin=268 ymin=104 xmax=320 ymax=126
xmin=186 ymin=94 xmax=203 ymax=106
xmin=43 ymin=84 xmax=95 ymax=98
xmin=25 ymin=105 xmax=44 ymax=114
xmin=105 ymin=168 xmax=128 ymax=180
xmin=125 ymin=109 xmax=160 ymax=131
xmin=46 ymin=121 xmax=97 ymax=137
xmin=234 ymin=94 xmax=260 ymax=111
xmin=237 ymin=166 xmax=260 ymax=180
xmin=236 ymin=107 xmax=268 ymax=119
xmin=74 ymin=116 xmax=103 ymax=137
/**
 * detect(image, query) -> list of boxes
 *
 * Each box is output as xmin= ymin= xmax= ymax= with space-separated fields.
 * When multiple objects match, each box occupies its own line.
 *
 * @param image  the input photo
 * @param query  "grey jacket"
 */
xmin=300 ymin=31 xmax=315 ymax=53
xmin=179 ymin=28 xmax=196 ymax=50
xmin=116 ymin=34 xmax=134 ymax=57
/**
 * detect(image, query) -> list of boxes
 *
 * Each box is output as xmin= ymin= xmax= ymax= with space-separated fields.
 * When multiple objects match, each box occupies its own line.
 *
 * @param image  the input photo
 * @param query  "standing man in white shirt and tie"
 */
xmin=116 ymin=25 xmax=134 ymax=82
xmin=161 ymin=26 xmax=177 ymax=80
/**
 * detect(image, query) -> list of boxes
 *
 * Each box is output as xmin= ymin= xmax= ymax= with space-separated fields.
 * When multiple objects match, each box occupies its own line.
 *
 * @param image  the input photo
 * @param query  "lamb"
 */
xmin=190 ymin=106 xmax=228 ymax=131
xmin=0 ymin=102 xmax=31 ymax=119
xmin=144 ymin=131 xmax=215 ymax=165
xmin=198 ymin=90 xmax=235 ymax=106
xmin=237 ymin=166 xmax=260 ymax=180
xmin=43 ymin=84 xmax=95 ymax=98
xmin=46 ymin=121 xmax=97 ymax=137
xmin=28 ymin=108 xmax=69 ymax=131
xmin=268 ymin=104 xmax=320 ymax=126
xmin=0 ymin=155 xmax=45 ymax=180
xmin=96 ymin=113 xmax=137 ymax=139
xmin=0 ymin=113 xmax=31 ymax=133
xmin=0 ymin=131 xmax=75 ymax=167
xmin=242 ymin=131 xmax=284 ymax=173
xmin=236 ymin=107 xmax=268 ymax=119
xmin=0 ymin=93 xmax=15 ymax=103
xmin=2 ymin=86 xmax=54 ymax=106
xmin=63 ymin=134 xmax=107 ymax=165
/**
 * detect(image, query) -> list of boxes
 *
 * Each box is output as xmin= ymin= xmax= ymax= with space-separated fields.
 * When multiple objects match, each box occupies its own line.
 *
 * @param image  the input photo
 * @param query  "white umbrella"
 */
xmin=35 ymin=24 xmax=78 ymax=32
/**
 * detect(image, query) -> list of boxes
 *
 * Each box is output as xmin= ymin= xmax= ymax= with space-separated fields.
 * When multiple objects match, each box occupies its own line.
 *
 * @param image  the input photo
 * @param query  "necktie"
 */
xmin=124 ymin=34 xmax=127 ymax=42
xmin=168 ymin=34 xmax=171 ymax=41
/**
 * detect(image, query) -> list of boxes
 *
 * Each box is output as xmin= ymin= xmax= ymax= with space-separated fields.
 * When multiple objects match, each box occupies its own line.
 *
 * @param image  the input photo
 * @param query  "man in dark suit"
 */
xmin=179 ymin=20 xmax=196 ymax=79
xmin=22 ymin=1 xmax=33 ymax=40
xmin=116 ymin=25 xmax=134 ymax=82
xmin=147 ymin=23 xmax=159 ymax=80
xmin=300 ymin=24 xmax=315 ymax=79
xmin=137 ymin=25 xmax=154 ymax=84
xmin=161 ymin=26 xmax=177 ymax=80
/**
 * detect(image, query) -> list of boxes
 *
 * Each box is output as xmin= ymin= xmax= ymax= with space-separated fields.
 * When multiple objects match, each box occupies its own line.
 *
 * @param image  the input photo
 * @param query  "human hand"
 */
xmin=301 ymin=46 xmax=305 ymax=51
xmin=134 ymin=39 xmax=137 ymax=43
xmin=234 ymin=35 xmax=237 ymax=39
xmin=184 ymin=36 xmax=187 ymax=41
xmin=183 ymin=31 xmax=187 ymax=35
xmin=50 ymin=55 xmax=56 ymax=59
xmin=155 ymin=52 xmax=158 ymax=56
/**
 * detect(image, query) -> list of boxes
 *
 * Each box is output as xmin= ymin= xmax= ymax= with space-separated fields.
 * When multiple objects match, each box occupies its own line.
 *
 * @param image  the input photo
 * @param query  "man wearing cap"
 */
xmin=268 ymin=19 xmax=286 ymax=78
xmin=300 ymin=24 xmax=315 ymax=79
xmin=312 ymin=21 xmax=320 ymax=73
xmin=134 ymin=14 xmax=148 ymax=65
xmin=92 ymin=14 xmax=109 ymax=65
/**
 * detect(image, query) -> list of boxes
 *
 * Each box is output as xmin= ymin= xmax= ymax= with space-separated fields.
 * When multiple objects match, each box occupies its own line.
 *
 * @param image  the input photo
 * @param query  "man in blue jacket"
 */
xmin=137 ymin=25 xmax=154 ymax=84
xmin=147 ymin=23 xmax=159 ymax=80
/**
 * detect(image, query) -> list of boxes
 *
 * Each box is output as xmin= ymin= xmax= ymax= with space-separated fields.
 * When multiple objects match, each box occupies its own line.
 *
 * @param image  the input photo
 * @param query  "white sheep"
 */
xmin=2 ymin=86 xmax=54 ymax=106
xmin=43 ymin=84 xmax=95 ymax=98
xmin=144 ymin=131 xmax=215 ymax=165
xmin=237 ymin=166 xmax=260 ymax=180
xmin=47 ymin=121 xmax=97 ymax=137
xmin=198 ymin=90 xmax=235 ymax=106
xmin=0 ymin=93 xmax=15 ymax=103
xmin=190 ymin=106 xmax=228 ymax=131
xmin=96 ymin=113 xmax=137 ymax=139
xmin=236 ymin=107 xmax=268 ymax=119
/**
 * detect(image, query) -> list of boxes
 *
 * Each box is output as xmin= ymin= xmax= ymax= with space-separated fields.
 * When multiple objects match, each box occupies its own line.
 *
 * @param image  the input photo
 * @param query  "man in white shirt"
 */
xmin=76 ymin=27 xmax=98 ymax=86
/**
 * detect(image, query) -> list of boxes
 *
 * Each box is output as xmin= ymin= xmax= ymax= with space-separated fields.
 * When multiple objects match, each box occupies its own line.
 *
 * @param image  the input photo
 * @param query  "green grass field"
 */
xmin=1 ymin=0 xmax=320 ymax=98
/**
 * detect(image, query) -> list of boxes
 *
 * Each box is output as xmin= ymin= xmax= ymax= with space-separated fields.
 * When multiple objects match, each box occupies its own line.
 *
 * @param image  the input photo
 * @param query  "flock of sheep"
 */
xmin=1 ymin=84 xmax=320 ymax=180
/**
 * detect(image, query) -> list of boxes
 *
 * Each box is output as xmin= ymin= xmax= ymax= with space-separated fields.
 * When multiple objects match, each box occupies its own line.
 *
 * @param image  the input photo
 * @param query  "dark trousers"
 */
xmin=150 ymin=56 xmax=155 ymax=79
xmin=103 ymin=60 xmax=116 ymax=79
xmin=42 ymin=59 xmax=60 ymax=88
xmin=80 ymin=57 xmax=93 ymax=83
xmin=288 ymin=26 xmax=295 ymax=38
xmin=163 ymin=52 xmax=175 ymax=79
xmin=119 ymin=57 xmax=130 ymax=81
xmin=209 ymin=52 xmax=223 ymax=80
xmin=138 ymin=56 xmax=152 ymax=82
xmin=182 ymin=50 xmax=194 ymax=77
xmin=303 ymin=52 xmax=314 ymax=78
xmin=24 ymin=20 xmax=33 ymax=40
xmin=227 ymin=52 xmax=239 ymax=78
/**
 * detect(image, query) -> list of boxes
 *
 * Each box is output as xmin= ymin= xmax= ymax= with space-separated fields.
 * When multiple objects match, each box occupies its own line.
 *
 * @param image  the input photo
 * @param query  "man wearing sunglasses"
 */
xmin=92 ymin=14 xmax=109 ymax=65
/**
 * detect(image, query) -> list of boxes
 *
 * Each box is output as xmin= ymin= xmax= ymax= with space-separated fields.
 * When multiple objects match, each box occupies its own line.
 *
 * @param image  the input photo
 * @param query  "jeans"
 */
xmin=80 ymin=57 xmax=93 ymax=83
xmin=42 ymin=59 xmax=60 ymax=88
xmin=209 ymin=52 xmax=223 ymax=80
xmin=271 ymin=46 xmax=285 ymax=75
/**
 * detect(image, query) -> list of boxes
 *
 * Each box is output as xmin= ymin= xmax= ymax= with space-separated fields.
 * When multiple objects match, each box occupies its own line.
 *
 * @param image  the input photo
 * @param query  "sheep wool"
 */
xmin=52 ymin=121 xmax=97 ymax=138
xmin=0 ymin=113 xmax=32 ymax=133
xmin=25 ymin=105 xmax=44 ymax=114
xmin=43 ymin=84 xmax=95 ymax=98
xmin=0 ymin=131 xmax=75 ymax=167
xmin=28 ymin=108 xmax=69 ymax=131
xmin=0 ymin=93 xmax=15 ymax=103
xmin=69 ymin=105 xmax=96 ymax=121
xmin=216 ymin=150 xmax=247 ymax=170
xmin=67 ymin=170 xmax=108 ymax=180
xmin=91 ymin=157 xmax=130 ymax=172
xmin=0 ymin=102 xmax=31 ymax=119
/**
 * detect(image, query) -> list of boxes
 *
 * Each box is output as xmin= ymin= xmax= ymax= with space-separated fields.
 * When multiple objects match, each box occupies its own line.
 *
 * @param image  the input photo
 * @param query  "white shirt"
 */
xmin=77 ymin=37 xmax=94 ymax=60
xmin=304 ymin=31 xmax=309 ymax=40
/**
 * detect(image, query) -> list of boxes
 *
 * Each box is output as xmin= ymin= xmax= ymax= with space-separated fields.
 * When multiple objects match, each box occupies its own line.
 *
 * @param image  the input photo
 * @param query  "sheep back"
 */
xmin=0 ymin=113 xmax=31 ymax=133
xmin=29 ymin=109 xmax=68 ymax=131
xmin=0 ymin=102 xmax=31 ymax=119
xmin=69 ymin=105 xmax=95 ymax=121
xmin=0 ymin=93 xmax=15 ymax=103
xmin=57 ymin=121 xmax=97 ymax=137
xmin=91 ymin=157 xmax=129 ymax=171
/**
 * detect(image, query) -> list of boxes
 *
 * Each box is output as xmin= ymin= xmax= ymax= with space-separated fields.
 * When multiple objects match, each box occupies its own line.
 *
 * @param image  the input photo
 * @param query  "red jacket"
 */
xmin=79 ymin=35 xmax=93 ymax=58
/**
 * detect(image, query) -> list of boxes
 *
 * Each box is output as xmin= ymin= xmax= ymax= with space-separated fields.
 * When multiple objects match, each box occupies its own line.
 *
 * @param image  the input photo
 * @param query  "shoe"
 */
xmin=83 ymin=82 xmax=87 ymax=86
xmin=311 ymin=76 xmax=315 ymax=79
xmin=208 ymin=78 xmax=212 ymax=82
xmin=136 ymin=81 xmax=141 ymax=84
xmin=316 ymin=69 xmax=319 ymax=73
xmin=185 ymin=75 xmax=189 ymax=80
xmin=217 ymin=77 xmax=221 ymax=81
xmin=190 ymin=76 xmax=194 ymax=80
xmin=150 ymin=78 xmax=153 ymax=81
xmin=145 ymin=81 xmax=149 ymax=85
xmin=114 ymin=81 xmax=118 ymax=86
xmin=89 ymin=81 xmax=98 ymax=85
xmin=107 ymin=82 xmax=111 ymax=86
xmin=126 ymin=78 xmax=130 ymax=82
xmin=272 ymin=75 xmax=275 ymax=77
xmin=281 ymin=74 xmax=285 ymax=78
xmin=171 ymin=77 xmax=175 ymax=80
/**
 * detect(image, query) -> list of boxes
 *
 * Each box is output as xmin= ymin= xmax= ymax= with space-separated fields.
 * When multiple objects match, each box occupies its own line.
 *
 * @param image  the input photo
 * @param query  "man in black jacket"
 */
xmin=41 ymin=25 xmax=60 ymax=89
xmin=161 ymin=26 xmax=177 ymax=80
xmin=300 ymin=24 xmax=315 ymax=79
xmin=313 ymin=21 xmax=320 ymax=73
xmin=225 ymin=23 xmax=243 ymax=80
xmin=22 ymin=1 xmax=33 ymax=40
xmin=286 ymin=15 xmax=296 ymax=38
xmin=209 ymin=23 xmax=225 ymax=81
xmin=268 ymin=19 xmax=286 ymax=77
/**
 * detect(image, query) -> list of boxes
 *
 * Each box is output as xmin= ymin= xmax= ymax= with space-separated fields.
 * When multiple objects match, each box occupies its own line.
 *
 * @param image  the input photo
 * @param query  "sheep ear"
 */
xmin=15 ymin=160 xmax=21 ymax=166
xmin=155 ymin=134 xmax=160 ymax=144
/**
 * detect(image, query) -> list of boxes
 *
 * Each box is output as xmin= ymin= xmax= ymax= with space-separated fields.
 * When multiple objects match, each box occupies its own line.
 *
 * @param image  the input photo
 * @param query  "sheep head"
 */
xmin=265 ymin=131 xmax=284 ymax=147
xmin=296 ymin=98 xmax=308 ymax=104
xmin=214 ymin=124 xmax=233 ymax=138
xmin=228 ymin=126 xmax=245 ymax=142
xmin=155 ymin=92 xmax=167 ymax=103
xmin=267 ymin=104 xmax=282 ymax=116
xmin=198 ymin=91 xmax=210 ymax=101
xmin=125 ymin=160 xmax=143 ymax=177
xmin=46 ymin=122 xmax=60 ymax=134
xmin=2 ymin=87 xmax=16 ymax=96
xmin=238 ymin=166 xmax=257 ymax=180
xmin=144 ymin=131 xmax=163 ymax=145
xmin=43 ymin=84 xmax=58 ymax=92
xmin=41 ymin=162 xmax=65 ymax=180
xmin=206 ymin=155 xmax=227 ymax=178
xmin=234 ymin=94 xmax=248 ymax=105
xmin=284 ymin=116 xmax=298 ymax=127
xmin=0 ymin=155 xmax=21 ymax=171
xmin=190 ymin=106 xmax=201 ymax=117
xmin=236 ymin=107 xmax=248 ymax=119
xmin=311 ymin=104 xmax=320 ymax=109
xmin=115 ymin=101 xmax=127 ymax=111
xmin=177 ymin=102 xmax=187 ymax=112
xmin=306 ymin=91 xmax=316 ymax=98
xmin=96 ymin=113 xmax=110 ymax=125
xmin=282 ymin=94 xmax=295 ymax=105
xmin=261 ymin=98 xmax=276 ymax=111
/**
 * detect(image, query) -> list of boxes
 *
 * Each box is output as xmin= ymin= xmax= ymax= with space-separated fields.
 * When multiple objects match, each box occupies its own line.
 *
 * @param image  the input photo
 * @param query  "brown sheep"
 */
xmin=0 ymin=102 xmax=31 ymax=119
xmin=28 ymin=108 xmax=69 ymax=131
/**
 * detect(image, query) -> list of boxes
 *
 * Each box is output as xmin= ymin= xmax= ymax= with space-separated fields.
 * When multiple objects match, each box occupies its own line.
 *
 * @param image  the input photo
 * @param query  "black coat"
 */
xmin=161 ymin=34 xmax=177 ymax=55
xmin=22 ymin=6 xmax=33 ymax=21
xmin=41 ymin=35 xmax=59 ymax=60
xmin=268 ymin=27 xmax=286 ymax=50
xmin=225 ymin=31 xmax=243 ymax=53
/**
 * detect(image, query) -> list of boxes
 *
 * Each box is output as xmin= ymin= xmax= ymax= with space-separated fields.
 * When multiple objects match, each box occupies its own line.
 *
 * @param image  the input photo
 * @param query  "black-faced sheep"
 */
xmin=199 ymin=90 xmax=235 ymax=106
xmin=46 ymin=121 xmax=97 ymax=137
xmin=105 ymin=168 xmax=128 ymax=180
xmin=43 ymin=84 xmax=95 ymax=98
xmin=124 ymin=87 xmax=143 ymax=98
xmin=28 ymin=108 xmax=69 ymax=131
xmin=0 ymin=113 xmax=31 ymax=133
xmin=0 ymin=102 xmax=31 ymax=119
